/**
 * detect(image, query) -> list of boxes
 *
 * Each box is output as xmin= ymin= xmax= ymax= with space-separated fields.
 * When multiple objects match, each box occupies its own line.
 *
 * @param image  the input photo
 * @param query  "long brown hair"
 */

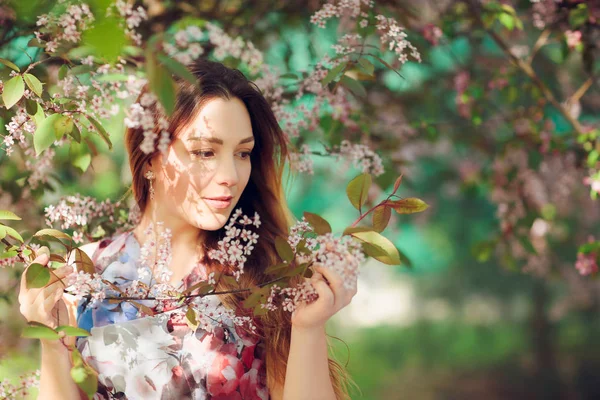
xmin=125 ymin=59 xmax=356 ymax=398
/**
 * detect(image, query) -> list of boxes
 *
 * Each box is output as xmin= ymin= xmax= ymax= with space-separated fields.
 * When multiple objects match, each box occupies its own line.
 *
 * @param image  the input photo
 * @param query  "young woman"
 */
xmin=18 ymin=59 xmax=357 ymax=399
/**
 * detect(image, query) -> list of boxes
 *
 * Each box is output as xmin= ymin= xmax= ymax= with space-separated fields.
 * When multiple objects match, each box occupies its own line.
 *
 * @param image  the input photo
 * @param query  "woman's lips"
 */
xmin=204 ymin=198 xmax=232 ymax=209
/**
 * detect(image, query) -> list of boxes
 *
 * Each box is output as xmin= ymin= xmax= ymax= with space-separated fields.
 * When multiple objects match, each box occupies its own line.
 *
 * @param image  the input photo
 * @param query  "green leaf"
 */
xmin=342 ymin=226 xmax=373 ymax=236
xmin=56 ymin=326 xmax=91 ymax=337
xmin=340 ymin=75 xmax=367 ymax=98
xmin=157 ymin=54 xmax=197 ymax=85
xmin=321 ymin=62 xmax=346 ymax=86
xmin=0 ymin=58 xmax=20 ymax=72
xmin=69 ymin=123 xmax=82 ymax=143
xmin=362 ymin=241 xmax=389 ymax=259
xmin=34 ymin=228 xmax=72 ymax=241
xmin=243 ymin=286 xmax=265 ymax=309
xmin=264 ymin=262 xmax=289 ymax=275
xmin=357 ymin=57 xmax=375 ymax=75
xmin=23 ymin=73 xmax=43 ymax=97
xmin=87 ymin=116 xmax=112 ymax=150
xmin=54 ymin=115 xmax=74 ymax=139
xmin=346 ymin=173 xmax=372 ymax=211
xmin=302 ymin=212 xmax=332 ymax=235
xmin=50 ymin=254 xmax=66 ymax=263
xmin=383 ymin=198 xmax=429 ymax=214
xmin=372 ymin=205 xmax=391 ymax=232
xmin=275 ymin=236 xmax=294 ymax=263
xmin=81 ymin=17 xmax=127 ymax=63
xmin=21 ymin=325 xmax=59 ymax=340
xmin=25 ymin=98 xmax=38 ymax=115
xmin=392 ymin=175 xmax=403 ymax=195
xmin=3 ymin=225 xmax=23 ymax=242
xmin=75 ymin=248 xmax=95 ymax=274
xmin=350 ymin=231 xmax=401 ymax=265
xmin=0 ymin=225 xmax=6 ymax=239
xmin=569 ymin=4 xmax=589 ymax=29
xmin=518 ymin=235 xmax=538 ymax=255
xmin=1 ymin=249 xmax=18 ymax=258
xmin=2 ymin=75 xmax=25 ymax=109
xmin=70 ymin=141 xmax=91 ymax=172
xmin=25 ymin=263 xmax=51 ymax=289
xmin=471 ymin=240 xmax=496 ymax=263
xmin=498 ymin=13 xmax=515 ymax=31
xmin=0 ymin=210 xmax=21 ymax=220
xmin=70 ymin=347 xmax=98 ymax=398
xmin=185 ymin=307 xmax=198 ymax=330
xmin=34 ymin=113 xmax=62 ymax=155
xmin=58 ymin=64 xmax=69 ymax=80
xmin=148 ymin=58 xmax=176 ymax=116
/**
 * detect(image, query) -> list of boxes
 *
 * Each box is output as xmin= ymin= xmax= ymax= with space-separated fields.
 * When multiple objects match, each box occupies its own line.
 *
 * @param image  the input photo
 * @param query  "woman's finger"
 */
xmin=313 ymin=264 xmax=344 ymax=291
xmin=41 ymin=285 xmax=64 ymax=313
xmin=309 ymin=278 xmax=335 ymax=308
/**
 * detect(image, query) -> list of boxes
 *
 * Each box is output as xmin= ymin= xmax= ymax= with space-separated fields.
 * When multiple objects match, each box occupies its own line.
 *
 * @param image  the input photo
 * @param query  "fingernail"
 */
xmin=37 ymin=247 xmax=50 ymax=258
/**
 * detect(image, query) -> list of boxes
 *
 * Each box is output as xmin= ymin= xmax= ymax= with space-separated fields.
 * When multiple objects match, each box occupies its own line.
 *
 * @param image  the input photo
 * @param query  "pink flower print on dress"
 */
xmin=207 ymin=343 xmax=244 ymax=396
xmin=239 ymin=358 xmax=269 ymax=400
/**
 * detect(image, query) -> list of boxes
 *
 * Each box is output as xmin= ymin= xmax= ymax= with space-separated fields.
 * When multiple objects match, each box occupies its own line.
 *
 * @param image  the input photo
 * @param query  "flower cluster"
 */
xmin=575 ymin=252 xmax=598 ymax=276
xmin=65 ymin=270 xmax=107 ymax=304
xmin=311 ymin=232 xmax=364 ymax=291
xmin=310 ymin=0 xmax=375 ymax=28
xmin=0 ymin=369 xmax=40 ymax=399
xmin=162 ymin=26 xmax=205 ymax=64
xmin=287 ymin=216 xmax=318 ymax=250
xmin=113 ymin=0 xmax=148 ymax=45
xmin=3 ymin=109 xmax=36 ymax=156
xmin=289 ymin=144 xmax=315 ymax=175
xmin=44 ymin=194 xmax=129 ymax=243
xmin=262 ymin=225 xmax=364 ymax=313
xmin=186 ymin=297 xmax=259 ymax=336
xmin=207 ymin=208 xmax=261 ymax=281
xmin=422 ymin=23 xmax=443 ymax=46
xmin=261 ymin=281 xmax=320 ymax=313
xmin=375 ymin=14 xmax=422 ymax=65
xmin=56 ymin=57 xmax=142 ymax=122
xmin=207 ymin=22 xmax=264 ymax=75
xmin=336 ymin=139 xmax=384 ymax=176
xmin=124 ymin=91 xmax=171 ymax=156
xmin=35 ymin=3 xmax=94 ymax=53
xmin=161 ymin=22 xmax=263 ymax=75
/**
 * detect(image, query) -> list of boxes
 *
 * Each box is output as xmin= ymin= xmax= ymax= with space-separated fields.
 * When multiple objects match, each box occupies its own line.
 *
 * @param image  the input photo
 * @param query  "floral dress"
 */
xmin=75 ymin=230 xmax=270 ymax=400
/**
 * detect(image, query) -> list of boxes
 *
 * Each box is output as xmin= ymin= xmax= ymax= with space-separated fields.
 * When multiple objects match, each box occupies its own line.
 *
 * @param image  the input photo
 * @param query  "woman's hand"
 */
xmin=18 ymin=246 xmax=75 ymax=330
xmin=291 ymin=262 xmax=358 ymax=331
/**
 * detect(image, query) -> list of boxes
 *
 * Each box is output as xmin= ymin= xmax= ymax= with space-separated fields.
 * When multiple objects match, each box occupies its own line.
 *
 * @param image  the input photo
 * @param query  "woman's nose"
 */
xmin=216 ymin=157 xmax=239 ymax=187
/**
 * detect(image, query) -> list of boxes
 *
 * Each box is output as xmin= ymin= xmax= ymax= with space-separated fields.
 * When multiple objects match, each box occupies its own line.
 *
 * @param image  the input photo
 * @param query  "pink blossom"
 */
xmin=575 ymin=252 xmax=598 ymax=276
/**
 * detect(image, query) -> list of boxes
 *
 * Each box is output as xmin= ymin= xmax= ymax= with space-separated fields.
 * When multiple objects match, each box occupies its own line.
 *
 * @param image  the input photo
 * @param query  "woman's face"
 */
xmin=151 ymin=96 xmax=254 ymax=231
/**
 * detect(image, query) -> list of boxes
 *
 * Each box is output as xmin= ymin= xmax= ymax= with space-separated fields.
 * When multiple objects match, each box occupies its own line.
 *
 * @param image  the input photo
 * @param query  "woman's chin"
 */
xmin=195 ymin=215 xmax=229 ymax=231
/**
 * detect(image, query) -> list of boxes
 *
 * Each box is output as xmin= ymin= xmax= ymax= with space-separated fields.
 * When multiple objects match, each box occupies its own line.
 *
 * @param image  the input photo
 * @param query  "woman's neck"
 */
xmin=132 ymin=208 xmax=207 ymax=285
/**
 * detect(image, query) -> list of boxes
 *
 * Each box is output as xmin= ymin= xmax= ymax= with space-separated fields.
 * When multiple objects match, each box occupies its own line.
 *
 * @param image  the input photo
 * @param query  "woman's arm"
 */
xmin=37 ymin=242 xmax=99 ymax=400
xmin=275 ymin=263 xmax=358 ymax=400
xmin=39 ymin=339 xmax=85 ymax=400
xmin=280 ymin=325 xmax=336 ymax=400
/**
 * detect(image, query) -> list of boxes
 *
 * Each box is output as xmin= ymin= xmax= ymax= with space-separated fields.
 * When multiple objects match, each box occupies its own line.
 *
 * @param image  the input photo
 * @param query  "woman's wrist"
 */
xmin=291 ymin=323 xmax=326 ymax=336
xmin=40 ymin=338 xmax=66 ymax=352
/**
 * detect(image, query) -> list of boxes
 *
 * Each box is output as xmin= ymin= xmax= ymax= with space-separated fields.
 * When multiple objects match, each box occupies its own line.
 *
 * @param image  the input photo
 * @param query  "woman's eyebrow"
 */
xmin=187 ymin=136 xmax=255 ymax=145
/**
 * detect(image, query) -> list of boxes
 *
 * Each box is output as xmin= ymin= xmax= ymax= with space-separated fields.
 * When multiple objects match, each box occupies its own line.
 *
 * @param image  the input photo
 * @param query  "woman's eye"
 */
xmin=190 ymin=150 xmax=252 ymax=159
xmin=191 ymin=150 xmax=214 ymax=158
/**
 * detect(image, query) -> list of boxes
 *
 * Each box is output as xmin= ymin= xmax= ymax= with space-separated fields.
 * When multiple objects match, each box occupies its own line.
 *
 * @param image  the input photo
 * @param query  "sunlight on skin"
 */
xmin=133 ymin=97 xmax=255 ymax=283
